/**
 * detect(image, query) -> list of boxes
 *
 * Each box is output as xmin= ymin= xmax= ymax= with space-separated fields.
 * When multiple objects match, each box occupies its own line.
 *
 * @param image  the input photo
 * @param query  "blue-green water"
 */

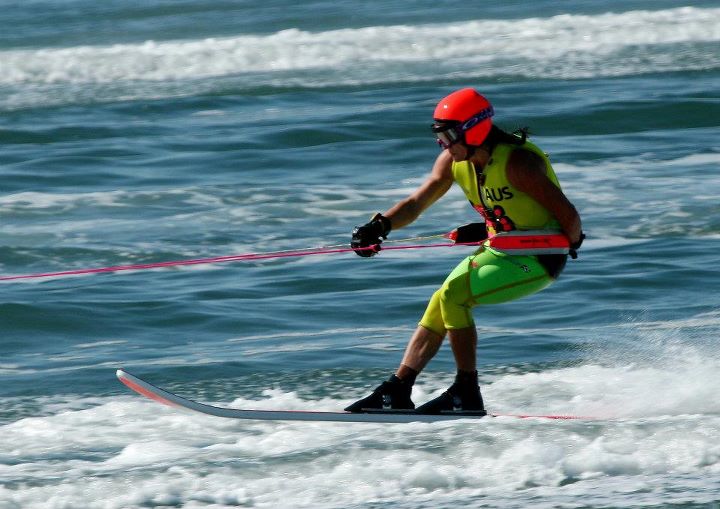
xmin=2 ymin=2 xmax=720 ymax=508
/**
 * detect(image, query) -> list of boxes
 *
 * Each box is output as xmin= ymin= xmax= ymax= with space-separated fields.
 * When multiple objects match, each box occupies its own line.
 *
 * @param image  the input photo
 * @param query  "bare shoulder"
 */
xmin=507 ymin=148 xmax=547 ymax=177
xmin=507 ymin=148 xmax=552 ymax=190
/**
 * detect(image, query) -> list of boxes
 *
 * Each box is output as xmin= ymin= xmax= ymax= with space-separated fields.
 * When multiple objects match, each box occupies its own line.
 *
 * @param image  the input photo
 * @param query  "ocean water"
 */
xmin=2 ymin=1 xmax=720 ymax=507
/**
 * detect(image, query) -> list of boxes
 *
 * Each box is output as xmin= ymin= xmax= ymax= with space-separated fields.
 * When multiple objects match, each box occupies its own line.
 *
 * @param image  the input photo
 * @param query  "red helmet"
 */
xmin=433 ymin=88 xmax=494 ymax=146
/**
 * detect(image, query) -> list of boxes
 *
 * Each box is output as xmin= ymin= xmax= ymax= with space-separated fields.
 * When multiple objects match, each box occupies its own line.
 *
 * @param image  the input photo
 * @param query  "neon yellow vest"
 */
xmin=451 ymin=140 xmax=562 ymax=236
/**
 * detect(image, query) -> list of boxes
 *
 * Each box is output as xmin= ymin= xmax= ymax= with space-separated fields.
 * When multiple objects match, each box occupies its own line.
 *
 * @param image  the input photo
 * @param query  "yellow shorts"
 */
xmin=419 ymin=248 xmax=561 ymax=335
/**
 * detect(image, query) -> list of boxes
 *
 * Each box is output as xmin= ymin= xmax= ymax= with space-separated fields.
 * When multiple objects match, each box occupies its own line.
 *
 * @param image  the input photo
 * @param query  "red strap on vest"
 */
xmin=486 ymin=230 xmax=570 ymax=255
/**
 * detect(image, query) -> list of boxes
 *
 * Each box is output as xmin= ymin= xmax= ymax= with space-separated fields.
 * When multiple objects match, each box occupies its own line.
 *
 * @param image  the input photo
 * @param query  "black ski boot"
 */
xmin=344 ymin=375 xmax=415 ymax=413
xmin=415 ymin=370 xmax=486 ymax=415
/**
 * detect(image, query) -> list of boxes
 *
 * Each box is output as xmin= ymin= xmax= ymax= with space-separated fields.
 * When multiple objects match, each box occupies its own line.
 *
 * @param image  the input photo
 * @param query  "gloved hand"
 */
xmin=448 ymin=223 xmax=488 ymax=244
xmin=351 ymin=213 xmax=392 ymax=257
xmin=569 ymin=232 xmax=585 ymax=259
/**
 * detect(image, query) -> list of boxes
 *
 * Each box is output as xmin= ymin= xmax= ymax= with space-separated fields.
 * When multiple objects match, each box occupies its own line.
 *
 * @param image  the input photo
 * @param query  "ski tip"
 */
xmin=116 ymin=368 xmax=180 ymax=408
xmin=116 ymin=368 xmax=136 ymax=389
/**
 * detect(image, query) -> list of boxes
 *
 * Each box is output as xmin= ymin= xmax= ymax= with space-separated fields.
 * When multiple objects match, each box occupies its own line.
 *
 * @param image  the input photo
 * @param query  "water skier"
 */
xmin=346 ymin=88 xmax=584 ymax=414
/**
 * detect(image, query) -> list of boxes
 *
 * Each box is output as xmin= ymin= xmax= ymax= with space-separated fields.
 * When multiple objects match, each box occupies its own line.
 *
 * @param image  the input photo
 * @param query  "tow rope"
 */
xmin=0 ymin=234 xmax=470 ymax=282
xmin=0 ymin=230 xmax=571 ymax=283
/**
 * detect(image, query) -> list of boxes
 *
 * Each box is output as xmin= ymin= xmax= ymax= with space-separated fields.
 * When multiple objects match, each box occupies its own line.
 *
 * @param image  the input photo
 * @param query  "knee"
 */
xmin=439 ymin=279 xmax=474 ymax=330
xmin=418 ymin=290 xmax=446 ymax=337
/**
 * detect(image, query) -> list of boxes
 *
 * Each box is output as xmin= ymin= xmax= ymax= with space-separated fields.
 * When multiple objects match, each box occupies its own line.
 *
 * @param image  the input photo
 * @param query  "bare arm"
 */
xmin=383 ymin=150 xmax=455 ymax=230
xmin=506 ymin=149 xmax=583 ymax=244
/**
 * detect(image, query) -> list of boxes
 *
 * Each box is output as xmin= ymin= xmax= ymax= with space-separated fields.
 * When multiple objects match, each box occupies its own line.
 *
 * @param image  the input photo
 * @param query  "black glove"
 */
xmin=569 ymin=232 xmax=585 ymax=259
xmin=351 ymin=213 xmax=392 ymax=257
xmin=449 ymin=223 xmax=488 ymax=244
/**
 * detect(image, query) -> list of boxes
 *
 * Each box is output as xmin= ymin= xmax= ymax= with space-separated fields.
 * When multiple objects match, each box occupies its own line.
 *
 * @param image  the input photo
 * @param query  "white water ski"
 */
xmin=116 ymin=369 xmax=590 ymax=423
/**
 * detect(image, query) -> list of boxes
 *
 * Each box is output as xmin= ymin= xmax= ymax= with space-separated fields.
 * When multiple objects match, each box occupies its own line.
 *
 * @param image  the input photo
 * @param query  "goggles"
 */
xmin=432 ymin=106 xmax=494 ymax=149
xmin=433 ymin=125 xmax=463 ymax=149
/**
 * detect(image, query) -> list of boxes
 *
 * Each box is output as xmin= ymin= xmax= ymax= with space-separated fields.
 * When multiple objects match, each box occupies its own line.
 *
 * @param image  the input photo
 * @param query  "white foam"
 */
xmin=74 ymin=340 xmax=128 ymax=349
xmin=0 ymin=190 xmax=136 ymax=212
xmin=3 ymin=329 xmax=720 ymax=508
xmin=2 ymin=7 xmax=718 ymax=108
xmin=106 ymin=440 xmax=199 ymax=467
xmin=553 ymin=150 xmax=720 ymax=174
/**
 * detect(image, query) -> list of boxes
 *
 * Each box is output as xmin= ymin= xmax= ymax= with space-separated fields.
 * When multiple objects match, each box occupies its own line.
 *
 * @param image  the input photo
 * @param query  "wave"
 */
xmin=1 ymin=7 xmax=718 ymax=109
xmin=4 ymin=338 xmax=720 ymax=508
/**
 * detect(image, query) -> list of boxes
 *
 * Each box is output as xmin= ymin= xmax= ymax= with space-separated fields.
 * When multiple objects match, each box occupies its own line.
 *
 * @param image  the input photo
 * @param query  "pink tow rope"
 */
xmin=0 ymin=238 xmax=474 ymax=282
